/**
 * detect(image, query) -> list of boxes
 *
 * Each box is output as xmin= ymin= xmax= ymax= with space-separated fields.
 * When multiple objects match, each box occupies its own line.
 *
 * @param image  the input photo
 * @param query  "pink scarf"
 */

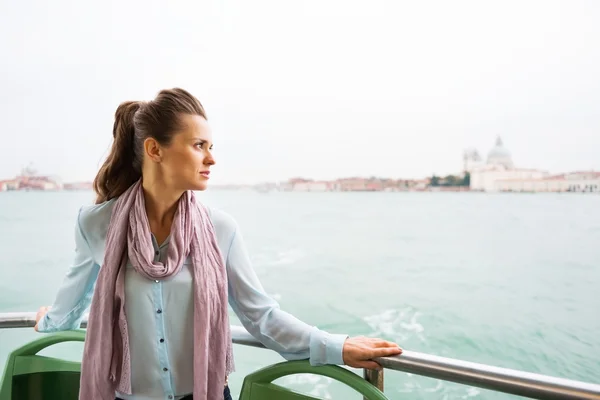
xmin=79 ymin=180 xmax=234 ymax=399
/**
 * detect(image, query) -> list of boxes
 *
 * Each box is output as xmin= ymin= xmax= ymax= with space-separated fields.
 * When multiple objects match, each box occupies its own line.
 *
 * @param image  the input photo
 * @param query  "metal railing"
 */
xmin=1 ymin=312 xmax=599 ymax=400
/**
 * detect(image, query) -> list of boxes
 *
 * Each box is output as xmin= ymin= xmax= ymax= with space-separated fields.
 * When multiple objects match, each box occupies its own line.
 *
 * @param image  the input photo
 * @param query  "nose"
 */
xmin=204 ymin=150 xmax=216 ymax=166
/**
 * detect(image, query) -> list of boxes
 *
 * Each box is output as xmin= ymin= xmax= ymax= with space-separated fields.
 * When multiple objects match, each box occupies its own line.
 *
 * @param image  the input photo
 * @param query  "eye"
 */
xmin=195 ymin=141 xmax=213 ymax=149
xmin=195 ymin=140 xmax=213 ymax=151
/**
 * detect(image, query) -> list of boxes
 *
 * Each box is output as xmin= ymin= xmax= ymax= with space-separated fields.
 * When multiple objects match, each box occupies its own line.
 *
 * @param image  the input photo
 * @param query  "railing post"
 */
xmin=363 ymin=368 xmax=384 ymax=399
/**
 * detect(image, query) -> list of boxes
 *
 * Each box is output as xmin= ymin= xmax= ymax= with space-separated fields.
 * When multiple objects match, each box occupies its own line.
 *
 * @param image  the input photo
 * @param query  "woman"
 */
xmin=34 ymin=88 xmax=403 ymax=400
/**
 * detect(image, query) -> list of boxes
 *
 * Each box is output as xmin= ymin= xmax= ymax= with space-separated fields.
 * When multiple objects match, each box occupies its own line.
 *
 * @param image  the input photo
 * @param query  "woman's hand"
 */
xmin=342 ymin=336 xmax=402 ymax=370
xmin=34 ymin=306 xmax=51 ymax=332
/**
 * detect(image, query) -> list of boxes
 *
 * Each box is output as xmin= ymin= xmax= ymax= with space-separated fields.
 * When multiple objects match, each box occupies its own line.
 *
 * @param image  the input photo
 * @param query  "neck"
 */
xmin=141 ymin=178 xmax=184 ymax=228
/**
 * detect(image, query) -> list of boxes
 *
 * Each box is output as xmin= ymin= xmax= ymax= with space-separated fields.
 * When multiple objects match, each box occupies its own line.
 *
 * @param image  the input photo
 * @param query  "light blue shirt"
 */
xmin=37 ymin=199 xmax=348 ymax=400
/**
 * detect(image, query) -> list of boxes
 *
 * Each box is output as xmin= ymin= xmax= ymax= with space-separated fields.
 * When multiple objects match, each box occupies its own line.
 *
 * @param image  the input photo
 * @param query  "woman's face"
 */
xmin=146 ymin=114 xmax=216 ymax=192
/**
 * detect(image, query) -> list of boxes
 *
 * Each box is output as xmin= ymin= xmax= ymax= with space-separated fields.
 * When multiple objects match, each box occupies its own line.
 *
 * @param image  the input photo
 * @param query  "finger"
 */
xmin=374 ymin=340 xmax=400 ymax=348
xmin=372 ymin=347 xmax=403 ymax=357
xmin=354 ymin=361 xmax=382 ymax=370
xmin=371 ymin=340 xmax=387 ymax=347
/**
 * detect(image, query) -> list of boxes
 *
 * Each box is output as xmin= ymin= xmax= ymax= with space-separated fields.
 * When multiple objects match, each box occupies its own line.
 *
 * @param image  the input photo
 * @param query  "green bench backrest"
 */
xmin=239 ymin=360 xmax=388 ymax=400
xmin=1 ymin=331 xmax=389 ymax=400
xmin=0 ymin=330 xmax=85 ymax=400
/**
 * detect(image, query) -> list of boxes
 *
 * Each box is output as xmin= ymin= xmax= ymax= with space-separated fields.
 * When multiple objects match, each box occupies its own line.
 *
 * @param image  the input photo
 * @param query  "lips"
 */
xmin=200 ymin=171 xmax=210 ymax=178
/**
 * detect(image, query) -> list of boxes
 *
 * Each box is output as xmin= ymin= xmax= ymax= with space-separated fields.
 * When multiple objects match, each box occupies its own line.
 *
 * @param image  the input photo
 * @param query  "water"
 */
xmin=0 ymin=190 xmax=598 ymax=399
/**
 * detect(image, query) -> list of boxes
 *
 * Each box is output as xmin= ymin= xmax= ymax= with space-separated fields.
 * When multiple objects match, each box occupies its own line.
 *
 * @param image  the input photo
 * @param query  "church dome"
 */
xmin=486 ymin=136 xmax=514 ymax=169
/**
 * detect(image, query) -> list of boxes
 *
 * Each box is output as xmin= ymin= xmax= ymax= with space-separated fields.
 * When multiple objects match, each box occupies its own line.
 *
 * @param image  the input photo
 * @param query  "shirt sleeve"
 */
xmin=225 ymin=222 xmax=348 ymax=366
xmin=36 ymin=207 xmax=99 ymax=332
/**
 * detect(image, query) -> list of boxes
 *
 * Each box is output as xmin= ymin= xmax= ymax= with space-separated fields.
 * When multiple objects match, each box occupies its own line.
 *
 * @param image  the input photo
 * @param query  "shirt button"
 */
xmin=155 ymin=250 xmax=159 ymax=256
xmin=155 ymin=280 xmax=159 ymax=283
xmin=159 ymin=338 xmax=164 ymax=343
xmin=163 ymin=367 xmax=168 ymax=371
xmin=168 ymin=396 xmax=173 ymax=399
xmin=157 ymin=309 xmax=162 ymax=314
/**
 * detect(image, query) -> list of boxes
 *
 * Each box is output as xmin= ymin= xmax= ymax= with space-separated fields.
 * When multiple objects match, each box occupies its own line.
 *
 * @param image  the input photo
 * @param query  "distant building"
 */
xmin=337 ymin=178 xmax=368 ymax=191
xmin=495 ymin=171 xmax=600 ymax=193
xmin=11 ymin=164 xmax=62 ymax=190
xmin=485 ymin=137 xmax=514 ymax=169
xmin=463 ymin=147 xmax=483 ymax=173
xmin=291 ymin=181 xmax=333 ymax=192
xmin=411 ymin=179 xmax=429 ymax=191
xmin=0 ymin=180 xmax=20 ymax=191
xmin=16 ymin=176 xmax=62 ymax=190
xmin=469 ymin=137 xmax=548 ymax=192
xmin=468 ymin=137 xmax=599 ymax=193
xmin=63 ymin=181 xmax=93 ymax=190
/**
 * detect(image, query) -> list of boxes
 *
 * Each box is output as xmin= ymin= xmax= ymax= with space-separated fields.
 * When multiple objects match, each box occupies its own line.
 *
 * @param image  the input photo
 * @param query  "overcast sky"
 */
xmin=1 ymin=0 xmax=598 ymax=184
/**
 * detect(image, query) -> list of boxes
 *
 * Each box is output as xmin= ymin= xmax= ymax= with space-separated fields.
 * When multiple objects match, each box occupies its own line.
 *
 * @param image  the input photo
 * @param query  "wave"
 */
xmin=279 ymin=374 xmax=333 ymax=399
xmin=362 ymin=307 xmax=426 ymax=343
xmin=362 ymin=307 xmax=483 ymax=399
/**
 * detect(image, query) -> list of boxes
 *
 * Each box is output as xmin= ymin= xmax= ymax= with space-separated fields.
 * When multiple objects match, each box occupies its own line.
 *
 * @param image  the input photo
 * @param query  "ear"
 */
xmin=143 ymin=137 xmax=162 ymax=163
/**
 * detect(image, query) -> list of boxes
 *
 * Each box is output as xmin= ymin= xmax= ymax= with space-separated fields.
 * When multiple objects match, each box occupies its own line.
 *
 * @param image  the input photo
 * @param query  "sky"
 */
xmin=0 ymin=0 xmax=599 ymax=184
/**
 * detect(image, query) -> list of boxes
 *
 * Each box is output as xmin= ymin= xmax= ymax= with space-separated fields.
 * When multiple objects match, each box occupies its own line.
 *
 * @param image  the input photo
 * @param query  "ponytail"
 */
xmin=93 ymin=101 xmax=143 ymax=204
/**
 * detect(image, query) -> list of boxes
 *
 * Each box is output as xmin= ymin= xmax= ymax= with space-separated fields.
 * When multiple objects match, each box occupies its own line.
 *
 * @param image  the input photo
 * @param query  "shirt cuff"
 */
xmin=309 ymin=327 xmax=348 ymax=366
xmin=36 ymin=314 xmax=54 ymax=333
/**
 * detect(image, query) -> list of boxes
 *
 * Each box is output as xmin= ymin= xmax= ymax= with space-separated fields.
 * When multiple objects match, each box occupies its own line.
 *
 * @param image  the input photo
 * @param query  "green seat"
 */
xmin=239 ymin=360 xmax=388 ymax=400
xmin=0 ymin=330 xmax=85 ymax=400
xmin=2 ymin=332 xmax=388 ymax=400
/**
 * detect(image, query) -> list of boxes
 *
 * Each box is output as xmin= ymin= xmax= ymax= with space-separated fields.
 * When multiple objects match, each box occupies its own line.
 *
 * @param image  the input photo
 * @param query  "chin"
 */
xmin=190 ymin=182 xmax=209 ymax=191
xmin=178 ymin=177 xmax=209 ymax=192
